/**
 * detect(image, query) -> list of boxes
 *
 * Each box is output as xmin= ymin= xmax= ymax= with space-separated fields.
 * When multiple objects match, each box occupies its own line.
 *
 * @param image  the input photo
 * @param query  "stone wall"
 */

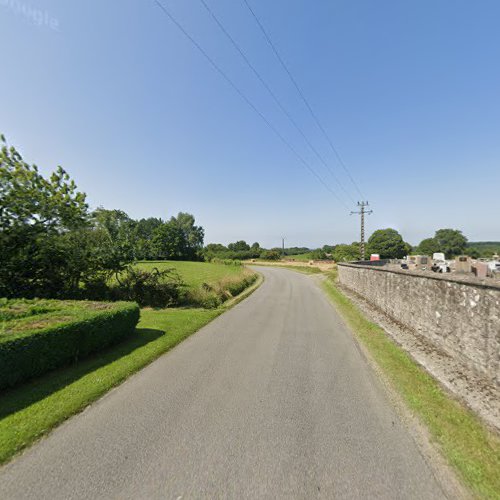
xmin=337 ymin=263 xmax=500 ymax=387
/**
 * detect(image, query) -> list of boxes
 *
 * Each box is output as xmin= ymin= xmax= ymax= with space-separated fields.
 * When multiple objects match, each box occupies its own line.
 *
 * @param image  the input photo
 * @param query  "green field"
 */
xmin=135 ymin=260 xmax=246 ymax=289
xmin=285 ymin=253 xmax=315 ymax=261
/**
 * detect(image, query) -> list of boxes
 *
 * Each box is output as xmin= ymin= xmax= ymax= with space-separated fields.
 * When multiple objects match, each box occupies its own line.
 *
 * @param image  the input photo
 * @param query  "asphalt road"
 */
xmin=0 ymin=267 xmax=446 ymax=499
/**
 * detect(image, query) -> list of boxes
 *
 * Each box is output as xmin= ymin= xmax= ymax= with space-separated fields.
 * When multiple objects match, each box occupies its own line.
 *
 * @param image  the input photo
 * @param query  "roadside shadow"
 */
xmin=0 ymin=328 xmax=165 ymax=420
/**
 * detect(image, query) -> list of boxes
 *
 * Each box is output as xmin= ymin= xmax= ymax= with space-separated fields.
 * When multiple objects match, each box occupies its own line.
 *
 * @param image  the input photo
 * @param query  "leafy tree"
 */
xmin=204 ymin=243 xmax=227 ymax=254
xmin=331 ymin=243 xmax=360 ymax=262
xmin=133 ymin=217 xmax=164 ymax=259
xmin=310 ymin=249 xmax=328 ymax=260
xmin=151 ymin=221 xmax=186 ymax=260
xmin=172 ymin=212 xmax=204 ymax=259
xmin=417 ymin=237 xmax=440 ymax=256
xmin=228 ymin=240 xmax=250 ymax=252
xmin=0 ymin=136 xmax=89 ymax=297
xmin=467 ymin=247 xmax=480 ymax=259
xmin=434 ymin=228 xmax=468 ymax=258
xmin=367 ymin=228 xmax=408 ymax=259
xmin=92 ymin=208 xmax=135 ymax=273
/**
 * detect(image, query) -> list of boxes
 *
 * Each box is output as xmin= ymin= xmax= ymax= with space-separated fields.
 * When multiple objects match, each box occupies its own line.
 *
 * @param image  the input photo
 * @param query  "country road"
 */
xmin=0 ymin=267 xmax=446 ymax=499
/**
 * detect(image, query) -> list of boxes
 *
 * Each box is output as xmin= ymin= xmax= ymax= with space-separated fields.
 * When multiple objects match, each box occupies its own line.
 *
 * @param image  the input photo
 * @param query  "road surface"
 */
xmin=0 ymin=267 xmax=446 ymax=499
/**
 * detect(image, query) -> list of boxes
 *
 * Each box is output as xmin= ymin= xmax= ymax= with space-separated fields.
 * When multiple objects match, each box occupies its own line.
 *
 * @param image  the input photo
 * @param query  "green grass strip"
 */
xmin=322 ymin=276 xmax=500 ymax=499
xmin=0 ymin=308 xmax=220 ymax=464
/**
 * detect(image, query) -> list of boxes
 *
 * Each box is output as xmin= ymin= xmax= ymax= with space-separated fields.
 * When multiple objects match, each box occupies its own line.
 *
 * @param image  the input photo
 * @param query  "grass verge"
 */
xmin=248 ymin=261 xmax=324 ymax=274
xmin=0 ymin=272 xmax=262 ymax=465
xmin=321 ymin=274 xmax=500 ymax=499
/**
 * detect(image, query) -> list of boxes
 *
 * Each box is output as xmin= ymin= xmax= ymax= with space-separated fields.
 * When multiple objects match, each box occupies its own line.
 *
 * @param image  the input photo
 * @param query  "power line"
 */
xmin=199 ymin=0 xmax=355 ymax=206
xmin=153 ymin=0 xmax=349 ymax=209
xmin=242 ymin=0 xmax=365 ymax=201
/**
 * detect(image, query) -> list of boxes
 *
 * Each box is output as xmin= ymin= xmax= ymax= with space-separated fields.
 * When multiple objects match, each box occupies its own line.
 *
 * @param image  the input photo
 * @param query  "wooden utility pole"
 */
xmin=350 ymin=202 xmax=373 ymax=260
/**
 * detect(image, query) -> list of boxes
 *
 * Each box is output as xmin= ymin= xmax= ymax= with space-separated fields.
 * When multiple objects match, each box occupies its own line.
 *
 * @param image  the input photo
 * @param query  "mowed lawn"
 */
xmin=135 ymin=260 xmax=246 ymax=289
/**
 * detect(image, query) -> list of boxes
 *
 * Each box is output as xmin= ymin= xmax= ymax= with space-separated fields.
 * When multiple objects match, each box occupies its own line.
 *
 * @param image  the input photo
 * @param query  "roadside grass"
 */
xmin=279 ymin=265 xmax=323 ymax=274
xmin=322 ymin=273 xmax=500 ymax=499
xmin=135 ymin=260 xmax=245 ymax=289
xmin=248 ymin=261 xmax=324 ymax=274
xmin=0 ymin=308 xmax=220 ymax=465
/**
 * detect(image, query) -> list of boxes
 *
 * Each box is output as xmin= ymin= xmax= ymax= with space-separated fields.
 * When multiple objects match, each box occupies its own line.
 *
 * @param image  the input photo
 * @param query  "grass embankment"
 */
xmin=0 ymin=262 xmax=260 ymax=465
xmin=322 ymin=272 xmax=500 ymax=498
xmin=135 ymin=260 xmax=257 ymax=308
xmin=135 ymin=260 xmax=245 ymax=289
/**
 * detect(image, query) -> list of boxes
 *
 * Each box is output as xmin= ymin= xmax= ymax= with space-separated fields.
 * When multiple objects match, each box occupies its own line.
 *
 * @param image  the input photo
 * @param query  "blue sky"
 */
xmin=1 ymin=0 xmax=499 ymax=247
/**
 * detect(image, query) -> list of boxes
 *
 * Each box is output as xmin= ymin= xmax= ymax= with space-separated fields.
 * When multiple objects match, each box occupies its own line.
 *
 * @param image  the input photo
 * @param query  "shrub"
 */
xmin=0 ymin=299 xmax=140 ymax=390
xmin=185 ymin=271 xmax=258 ymax=308
xmin=209 ymin=257 xmax=243 ymax=266
xmin=260 ymin=250 xmax=281 ymax=260
xmin=112 ymin=267 xmax=184 ymax=308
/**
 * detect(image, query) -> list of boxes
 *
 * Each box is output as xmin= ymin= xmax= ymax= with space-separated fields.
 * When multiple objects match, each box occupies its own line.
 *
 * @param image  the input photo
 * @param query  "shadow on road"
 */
xmin=0 ymin=328 xmax=165 ymax=420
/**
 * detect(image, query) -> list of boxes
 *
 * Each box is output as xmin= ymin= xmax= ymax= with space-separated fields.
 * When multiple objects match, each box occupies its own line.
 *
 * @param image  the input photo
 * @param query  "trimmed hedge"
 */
xmin=0 ymin=300 xmax=140 ymax=390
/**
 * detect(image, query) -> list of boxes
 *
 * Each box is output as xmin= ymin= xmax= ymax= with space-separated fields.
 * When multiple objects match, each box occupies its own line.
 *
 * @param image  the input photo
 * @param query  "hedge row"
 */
xmin=0 ymin=300 xmax=140 ymax=390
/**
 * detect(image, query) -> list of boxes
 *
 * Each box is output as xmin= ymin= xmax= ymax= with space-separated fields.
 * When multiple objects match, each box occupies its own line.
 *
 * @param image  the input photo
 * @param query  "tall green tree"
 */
xmin=433 ymin=228 xmax=468 ymax=258
xmin=367 ymin=228 xmax=408 ymax=259
xmin=172 ymin=212 xmax=204 ymax=259
xmin=228 ymin=240 xmax=250 ymax=252
xmin=0 ymin=136 xmax=89 ymax=297
xmin=417 ymin=237 xmax=440 ymax=256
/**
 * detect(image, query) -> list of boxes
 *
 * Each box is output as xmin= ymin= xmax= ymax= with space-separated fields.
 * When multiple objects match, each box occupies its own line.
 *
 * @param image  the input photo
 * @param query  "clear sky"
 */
xmin=1 ymin=0 xmax=499 ymax=248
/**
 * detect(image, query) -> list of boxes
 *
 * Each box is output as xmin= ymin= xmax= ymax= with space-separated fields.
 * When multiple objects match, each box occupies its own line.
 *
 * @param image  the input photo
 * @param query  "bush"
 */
xmin=260 ymin=250 xmax=281 ymax=260
xmin=209 ymin=257 xmax=243 ymax=266
xmin=0 ymin=299 xmax=140 ymax=390
xmin=112 ymin=267 xmax=184 ymax=308
xmin=186 ymin=271 xmax=258 ymax=308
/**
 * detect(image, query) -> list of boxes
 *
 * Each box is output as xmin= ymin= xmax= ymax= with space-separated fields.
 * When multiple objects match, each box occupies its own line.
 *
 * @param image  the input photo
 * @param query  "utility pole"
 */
xmin=350 ymin=202 xmax=373 ymax=260
xmin=281 ymin=236 xmax=286 ymax=258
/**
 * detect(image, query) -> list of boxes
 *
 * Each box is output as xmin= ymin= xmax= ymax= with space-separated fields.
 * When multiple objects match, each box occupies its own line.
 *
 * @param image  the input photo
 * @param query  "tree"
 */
xmin=204 ymin=243 xmax=227 ymax=254
xmin=434 ymin=229 xmax=467 ymax=258
xmin=417 ymin=237 xmax=440 ymax=256
xmin=331 ymin=243 xmax=359 ymax=262
xmin=133 ymin=217 xmax=164 ymax=259
xmin=173 ymin=212 xmax=204 ymax=259
xmin=228 ymin=240 xmax=250 ymax=252
xmin=366 ymin=228 xmax=408 ymax=259
xmin=92 ymin=208 xmax=135 ymax=273
xmin=151 ymin=222 xmax=186 ymax=260
xmin=0 ymin=136 xmax=90 ymax=297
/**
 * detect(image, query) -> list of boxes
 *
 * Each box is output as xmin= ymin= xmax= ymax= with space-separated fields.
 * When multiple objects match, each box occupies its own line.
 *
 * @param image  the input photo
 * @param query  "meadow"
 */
xmin=135 ymin=260 xmax=245 ymax=289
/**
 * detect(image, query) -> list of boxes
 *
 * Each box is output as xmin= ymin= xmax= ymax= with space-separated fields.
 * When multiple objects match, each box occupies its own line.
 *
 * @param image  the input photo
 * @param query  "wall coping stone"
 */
xmin=337 ymin=262 xmax=500 ymax=292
